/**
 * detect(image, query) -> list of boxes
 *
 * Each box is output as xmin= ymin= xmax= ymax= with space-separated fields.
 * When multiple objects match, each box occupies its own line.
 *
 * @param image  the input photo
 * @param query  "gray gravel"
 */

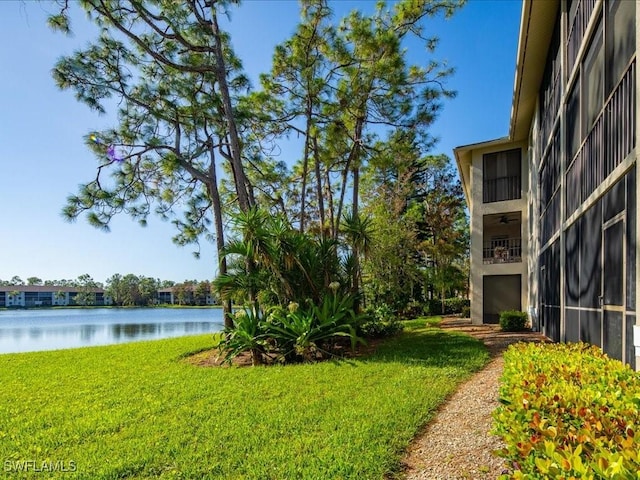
xmin=401 ymin=356 xmax=509 ymax=479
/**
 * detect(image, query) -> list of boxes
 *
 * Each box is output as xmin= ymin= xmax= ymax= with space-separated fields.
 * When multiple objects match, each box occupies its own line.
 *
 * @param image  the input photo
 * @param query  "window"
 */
xmin=482 ymin=149 xmax=521 ymax=203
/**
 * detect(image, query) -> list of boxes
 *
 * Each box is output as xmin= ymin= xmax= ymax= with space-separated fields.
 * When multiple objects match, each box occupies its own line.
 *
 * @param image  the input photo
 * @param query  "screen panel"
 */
xmin=579 ymin=202 xmax=602 ymax=308
xmin=603 ymin=220 xmax=624 ymax=306
xmin=603 ymin=310 xmax=623 ymax=361
xmin=626 ymin=314 xmax=636 ymax=370
xmin=603 ymin=176 xmax=625 ymax=222
xmin=565 ymin=221 xmax=581 ymax=307
xmin=580 ymin=309 xmax=602 ymax=347
xmin=483 ymin=275 xmax=522 ymax=324
xmin=565 ymin=308 xmax=580 ymax=342
xmin=627 ymin=169 xmax=636 ymax=311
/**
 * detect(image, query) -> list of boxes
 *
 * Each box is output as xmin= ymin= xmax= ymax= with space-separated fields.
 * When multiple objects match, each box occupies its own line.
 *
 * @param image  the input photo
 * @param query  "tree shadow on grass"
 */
xmin=358 ymin=328 xmax=490 ymax=370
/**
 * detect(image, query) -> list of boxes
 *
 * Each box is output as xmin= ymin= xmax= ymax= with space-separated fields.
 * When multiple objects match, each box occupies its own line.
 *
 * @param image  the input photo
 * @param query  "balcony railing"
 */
xmin=606 ymin=59 xmax=636 ymax=176
xmin=567 ymin=0 xmax=597 ymax=73
xmin=483 ymin=175 xmax=521 ymax=203
xmin=483 ymin=238 xmax=522 ymax=265
xmin=566 ymin=59 xmax=635 ymax=216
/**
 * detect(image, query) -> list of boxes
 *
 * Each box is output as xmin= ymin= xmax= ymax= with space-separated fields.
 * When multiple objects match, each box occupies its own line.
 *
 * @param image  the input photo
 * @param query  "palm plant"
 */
xmin=217 ymin=310 xmax=269 ymax=366
xmin=341 ymin=212 xmax=373 ymax=310
xmin=214 ymin=207 xmax=348 ymax=310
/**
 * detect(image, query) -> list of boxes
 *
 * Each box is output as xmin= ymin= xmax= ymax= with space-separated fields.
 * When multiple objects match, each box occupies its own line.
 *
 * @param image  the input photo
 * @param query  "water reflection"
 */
xmin=0 ymin=308 xmax=224 ymax=354
xmin=80 ymin=324 xmax=99 ymax=341
xmin=111 ymin=323 xmax=159 ymax=339
xmin=29 ymin=328 xmax=43 ymax=339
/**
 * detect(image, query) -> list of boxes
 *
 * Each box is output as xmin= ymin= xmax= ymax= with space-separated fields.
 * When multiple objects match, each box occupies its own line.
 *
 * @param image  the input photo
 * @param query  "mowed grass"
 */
xmin=0 ymin=323 xmax=488 ymax=479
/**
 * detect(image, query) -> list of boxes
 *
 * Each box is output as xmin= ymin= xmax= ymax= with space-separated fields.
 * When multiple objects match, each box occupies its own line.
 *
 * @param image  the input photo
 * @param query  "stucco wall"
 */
xmin=469 ymin=140 xmax=529 ymax=325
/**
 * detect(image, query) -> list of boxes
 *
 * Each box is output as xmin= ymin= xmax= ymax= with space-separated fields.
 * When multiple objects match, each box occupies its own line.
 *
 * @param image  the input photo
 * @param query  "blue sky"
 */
xmin=0 ymin=0 xmax=521 ymax=284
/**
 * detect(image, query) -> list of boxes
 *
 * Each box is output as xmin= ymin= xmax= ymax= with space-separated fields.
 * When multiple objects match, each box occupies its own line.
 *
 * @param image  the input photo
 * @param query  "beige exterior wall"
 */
xmin=469 ymin=140 xmax=529 ymax=325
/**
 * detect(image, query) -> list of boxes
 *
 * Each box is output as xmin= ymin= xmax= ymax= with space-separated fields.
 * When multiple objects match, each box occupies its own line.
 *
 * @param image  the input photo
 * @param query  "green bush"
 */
xmin=401 ymin=300 xmax=426 ymax=318
xmin=493 ymin=342 xmax=640 ymax=479
xmin=499 ymin=310 xmax=528 ymax=331
xmin=445 ymin=297 xmax=470 ymax=314
xmin=360 ymin=304 xmax=404 ymax=338
xmin=423 ymin=298 xmax=441 ymax=316
xmin=460 ymin=305 xmax=471 ymax=318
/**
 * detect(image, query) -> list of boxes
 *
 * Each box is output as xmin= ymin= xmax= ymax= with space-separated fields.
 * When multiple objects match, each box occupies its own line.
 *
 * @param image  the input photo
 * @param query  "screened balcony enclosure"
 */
xmin=483 ymin=212 xmax=522 ymax=264
xmin=482 ymin=148 xmax=522 ymax=203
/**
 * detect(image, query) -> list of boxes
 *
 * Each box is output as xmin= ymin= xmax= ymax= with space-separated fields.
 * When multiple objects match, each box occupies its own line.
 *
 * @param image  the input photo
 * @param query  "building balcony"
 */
xmin=482 ymin=212 xmax=523 ymax=265
xmin=483 ymin=175 xmax=521 ymax=203
xmin=483 ymin=237 xmax=522 ymax=264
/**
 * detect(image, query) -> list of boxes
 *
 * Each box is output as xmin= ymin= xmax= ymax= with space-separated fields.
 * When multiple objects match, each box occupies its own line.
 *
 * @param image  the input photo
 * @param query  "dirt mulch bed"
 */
xmin=184 ymin=338 xmax=384 ymax=368
xmin=184 ymin=318 xmax=549 ymax=368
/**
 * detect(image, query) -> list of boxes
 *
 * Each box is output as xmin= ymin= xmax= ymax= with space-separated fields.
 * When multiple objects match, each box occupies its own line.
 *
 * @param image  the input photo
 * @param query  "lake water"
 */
xmin=0 ymin=308 xmax=225 ymax=354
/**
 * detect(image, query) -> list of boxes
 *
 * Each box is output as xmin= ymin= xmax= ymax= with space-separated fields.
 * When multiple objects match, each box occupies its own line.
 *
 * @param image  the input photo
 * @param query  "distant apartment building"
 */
xmin=455 ymin=0 xmax=638 ymax=367
xmin=156 ymin=287 xmax=216 ymax=306
xmin=0 ymin=285 xmax=111 ymax=307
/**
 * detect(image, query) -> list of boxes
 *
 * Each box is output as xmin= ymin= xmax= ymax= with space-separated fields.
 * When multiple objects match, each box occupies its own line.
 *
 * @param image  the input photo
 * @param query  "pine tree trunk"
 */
xmin=325 ymin=168 xmax=335 ymax=238
xmin=313 ymin=135 xmax=326 ymax=237
xmin=299 ymin=109 xmax=312 ymax=233
xmin=209 ymin=4 xmax=251 ymax=212
xmin=206 ymin=154 xmax=233 ymax=329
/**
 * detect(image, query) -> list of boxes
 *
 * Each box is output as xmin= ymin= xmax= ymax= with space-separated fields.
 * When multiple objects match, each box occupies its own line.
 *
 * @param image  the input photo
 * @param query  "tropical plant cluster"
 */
xmin=493 ymin=342 xmax=640 ymax=479
xmin=213 ymin=207 xmax=375 ymax=364
xmin=220 ymin=293 xmax=367 ymax=365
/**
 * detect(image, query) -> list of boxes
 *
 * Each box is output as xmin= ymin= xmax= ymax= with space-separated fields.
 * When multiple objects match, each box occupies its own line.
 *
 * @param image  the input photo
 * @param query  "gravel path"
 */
xmin=399 ymin=319 xmax=549 ymax=480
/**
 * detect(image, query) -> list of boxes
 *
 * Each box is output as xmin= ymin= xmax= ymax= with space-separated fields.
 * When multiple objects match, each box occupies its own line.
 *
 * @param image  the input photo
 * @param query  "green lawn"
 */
xmin=0 ymin=323 xmax=488 ymax=479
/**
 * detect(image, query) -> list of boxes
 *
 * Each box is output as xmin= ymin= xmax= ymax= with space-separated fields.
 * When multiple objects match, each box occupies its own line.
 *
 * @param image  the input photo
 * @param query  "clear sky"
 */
xmin=0 ymin=0 xmax=521 ymax=285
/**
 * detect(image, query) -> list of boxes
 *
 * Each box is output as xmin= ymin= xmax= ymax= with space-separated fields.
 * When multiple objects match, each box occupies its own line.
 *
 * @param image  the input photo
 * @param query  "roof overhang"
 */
xmin=509 ymin=0 xmax=559 ymax=140
xmin=453 ymin=0 xmax=559 ymax=206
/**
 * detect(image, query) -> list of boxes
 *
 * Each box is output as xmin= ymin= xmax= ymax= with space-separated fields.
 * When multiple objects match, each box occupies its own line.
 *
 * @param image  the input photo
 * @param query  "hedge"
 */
xmin=424 ymin=298 xmax=470 ymax=316
xmin=493 ymin=342 xmax=640 ymax=479
xmin=499 ymin=310 xmax=529 ymax=331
